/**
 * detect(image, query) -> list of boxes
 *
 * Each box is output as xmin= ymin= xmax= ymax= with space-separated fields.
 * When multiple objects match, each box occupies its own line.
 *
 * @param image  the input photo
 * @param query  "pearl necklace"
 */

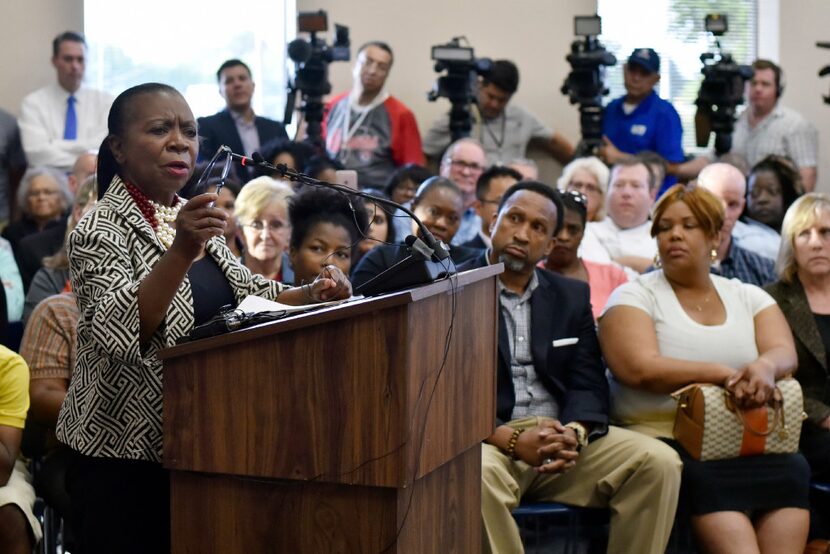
xmin=124 ymin=181 xmax=182 ymax=249
xmin=150 ymin=200 xmax=181 ymax=249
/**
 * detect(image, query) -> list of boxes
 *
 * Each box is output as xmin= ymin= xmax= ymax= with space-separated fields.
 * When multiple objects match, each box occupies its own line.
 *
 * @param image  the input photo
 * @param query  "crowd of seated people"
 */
xmin=0 ymin=24 xmax=827 ymax=554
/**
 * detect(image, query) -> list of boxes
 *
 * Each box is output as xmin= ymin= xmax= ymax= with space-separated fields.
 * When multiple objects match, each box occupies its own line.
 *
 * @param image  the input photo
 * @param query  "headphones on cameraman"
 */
xmin=755 ymin=60 xmax=785 ymax=98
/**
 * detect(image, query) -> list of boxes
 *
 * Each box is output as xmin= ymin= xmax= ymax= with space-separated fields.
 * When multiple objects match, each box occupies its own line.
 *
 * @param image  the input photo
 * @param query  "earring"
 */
xmin=653 ymin=252 xmax=662 ymax=269
xmin=710 ymin=248 xmax=718 ymax=263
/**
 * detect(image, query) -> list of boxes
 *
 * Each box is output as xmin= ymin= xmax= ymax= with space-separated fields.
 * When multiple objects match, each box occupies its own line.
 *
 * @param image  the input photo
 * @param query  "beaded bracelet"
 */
xmin=505 ymin=428 xmax=525 ymax=460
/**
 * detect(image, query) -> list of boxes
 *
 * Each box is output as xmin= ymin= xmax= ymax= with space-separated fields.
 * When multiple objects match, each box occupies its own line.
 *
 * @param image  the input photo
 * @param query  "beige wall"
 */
xmin=778 ymin=0 xmax=830 ymax=192
xmin=5 ymin=1 xmax=827 ymax=189
xmin=0 ymin=0 xmax=84 ymax=115
xmin=298 ymin=0 xmax=597 ymax=182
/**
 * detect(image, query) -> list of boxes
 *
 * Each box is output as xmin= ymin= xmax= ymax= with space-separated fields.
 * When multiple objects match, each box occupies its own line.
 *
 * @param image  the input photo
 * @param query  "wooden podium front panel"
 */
xmin=404 ymin=276 xmax=498 ymax=480
xmin=164 ymin=271 xmax=499 ymax=488
xmin=164 ymin=304 xmax=412 ymax=487
xmin=170 ymin=445 xmax=481 ymax=553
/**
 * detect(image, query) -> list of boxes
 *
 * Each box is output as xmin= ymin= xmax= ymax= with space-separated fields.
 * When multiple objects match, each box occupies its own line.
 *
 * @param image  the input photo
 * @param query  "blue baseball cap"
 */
xmin=627 ymin=48 xmax=660 ymax=73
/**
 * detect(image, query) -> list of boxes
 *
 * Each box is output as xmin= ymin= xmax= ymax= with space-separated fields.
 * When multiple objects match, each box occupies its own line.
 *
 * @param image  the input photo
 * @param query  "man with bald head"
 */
xmin=439 ymin=138 xmax=488 ymax=245
xmin=697 ymin=163 xmax=776 ymax=286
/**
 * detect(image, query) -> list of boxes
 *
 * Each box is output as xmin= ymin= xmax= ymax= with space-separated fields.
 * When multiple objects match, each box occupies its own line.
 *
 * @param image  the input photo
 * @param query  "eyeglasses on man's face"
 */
xmin=450 ymin=159 xmax=485 ymax=173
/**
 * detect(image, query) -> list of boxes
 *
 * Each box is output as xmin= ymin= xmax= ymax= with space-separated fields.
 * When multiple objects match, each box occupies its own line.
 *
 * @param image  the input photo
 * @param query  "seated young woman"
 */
xmin=287 ymin=186 xmax=369 ymax=287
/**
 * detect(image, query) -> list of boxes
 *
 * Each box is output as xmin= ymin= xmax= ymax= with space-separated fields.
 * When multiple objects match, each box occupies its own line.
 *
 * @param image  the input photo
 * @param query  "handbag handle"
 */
xmin=723 ymin=386 xmax=787 ymax=438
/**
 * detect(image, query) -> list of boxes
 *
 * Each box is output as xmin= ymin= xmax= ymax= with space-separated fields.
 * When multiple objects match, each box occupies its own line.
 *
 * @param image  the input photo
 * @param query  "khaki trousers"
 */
xmin=481 ymin=418 xmax=682 ymax=554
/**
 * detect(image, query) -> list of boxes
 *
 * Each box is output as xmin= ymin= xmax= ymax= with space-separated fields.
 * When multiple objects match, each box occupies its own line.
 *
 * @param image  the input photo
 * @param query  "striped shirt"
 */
xmin=498 ymin=272 xmax=559 ymax=420
xmin=19 ymin=292 xmax=78 ymax=381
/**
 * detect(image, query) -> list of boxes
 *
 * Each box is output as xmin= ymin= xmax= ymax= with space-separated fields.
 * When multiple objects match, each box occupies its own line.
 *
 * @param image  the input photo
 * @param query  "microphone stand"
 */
xmin=244 ymin=152 xmax=451 ymax=262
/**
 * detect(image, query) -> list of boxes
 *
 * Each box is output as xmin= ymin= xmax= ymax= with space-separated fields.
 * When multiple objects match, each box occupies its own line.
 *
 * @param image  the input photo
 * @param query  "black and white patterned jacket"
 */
xmin=56 ymin=176 xmax=286 ymax=462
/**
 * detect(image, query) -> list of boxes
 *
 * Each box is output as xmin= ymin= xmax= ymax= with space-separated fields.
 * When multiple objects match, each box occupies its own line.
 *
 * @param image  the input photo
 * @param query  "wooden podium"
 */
xmin=159 ymin=265 xmax=501 ymax=553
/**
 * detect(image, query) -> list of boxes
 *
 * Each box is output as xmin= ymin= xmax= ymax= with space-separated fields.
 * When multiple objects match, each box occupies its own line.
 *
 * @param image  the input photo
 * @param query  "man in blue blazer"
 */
xmin=197 ymin=59 xmax=288 ymax=182
xmin=462 ymin=182 xmax=681 ymax=554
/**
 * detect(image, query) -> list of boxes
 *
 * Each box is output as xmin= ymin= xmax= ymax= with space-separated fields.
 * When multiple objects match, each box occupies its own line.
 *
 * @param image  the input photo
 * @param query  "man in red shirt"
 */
xmin=324 ymin=41 xmax=424 ymax=189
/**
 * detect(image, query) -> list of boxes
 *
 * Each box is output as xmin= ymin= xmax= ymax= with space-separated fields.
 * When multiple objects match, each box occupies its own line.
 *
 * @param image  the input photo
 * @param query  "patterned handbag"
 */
xmin=671 ymin=378 xmax=806 ymax=461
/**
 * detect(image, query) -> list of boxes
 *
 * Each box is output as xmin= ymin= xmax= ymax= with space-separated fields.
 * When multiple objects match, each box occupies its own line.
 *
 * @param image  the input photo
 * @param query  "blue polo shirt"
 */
xmin=603 ymin=90 xmax=684 ymax=195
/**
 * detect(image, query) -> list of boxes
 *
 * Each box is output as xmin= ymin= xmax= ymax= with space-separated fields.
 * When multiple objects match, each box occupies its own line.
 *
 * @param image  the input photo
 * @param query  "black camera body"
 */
xmin=285 ymin=11 xmax=350 ymax=149
xmin=694 ymin=14 xmax=754 ymax=154
xmin=560 ymin=16 xmax=616 ymax=156
xmin=427 ymin=38 xmax=492 ymax=142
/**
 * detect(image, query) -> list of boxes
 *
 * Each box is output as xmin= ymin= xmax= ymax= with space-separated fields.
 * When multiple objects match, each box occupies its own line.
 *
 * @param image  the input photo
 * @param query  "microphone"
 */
xmin=249 ymin=151 xmax=451 ymax=261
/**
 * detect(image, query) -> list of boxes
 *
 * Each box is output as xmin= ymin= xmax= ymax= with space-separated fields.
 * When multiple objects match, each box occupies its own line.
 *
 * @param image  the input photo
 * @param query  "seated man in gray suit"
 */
xmin=197 ymin=59 xmax=288 ymax=182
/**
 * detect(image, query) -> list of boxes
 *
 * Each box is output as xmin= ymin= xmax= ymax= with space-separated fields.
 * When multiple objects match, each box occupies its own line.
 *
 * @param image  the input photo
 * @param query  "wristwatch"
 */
xmin=564 ymin=422 xmax=589 ymax=451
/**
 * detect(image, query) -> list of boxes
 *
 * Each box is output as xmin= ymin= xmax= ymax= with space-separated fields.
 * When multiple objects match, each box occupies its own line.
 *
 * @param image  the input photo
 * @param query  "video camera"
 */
xmin=285 ymin=10 xmax=350 ymax=149
xmin=560 ymin=15 xmax=616 ymax=157
xmin=427 ymin=37 xmax=493 ymax=142
xmin=694 ymin=14 xmax=754 ymax=155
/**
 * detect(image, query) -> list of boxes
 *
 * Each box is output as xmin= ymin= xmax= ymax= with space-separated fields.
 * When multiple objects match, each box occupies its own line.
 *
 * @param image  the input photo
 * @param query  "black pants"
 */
xmin=66 ymin=450 xmax=170 ymax=554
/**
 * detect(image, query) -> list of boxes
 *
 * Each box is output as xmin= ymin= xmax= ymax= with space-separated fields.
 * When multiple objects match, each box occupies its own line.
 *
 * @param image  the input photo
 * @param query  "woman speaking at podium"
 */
xmin=55 ymin=83 xmax=351 ymax=553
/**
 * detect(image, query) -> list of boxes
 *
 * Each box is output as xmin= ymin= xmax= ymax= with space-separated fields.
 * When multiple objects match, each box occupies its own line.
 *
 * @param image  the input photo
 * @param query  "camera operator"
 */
xmin=422 ymin=59 xmax=575 ymax=167
xmin=734 ymin=59 xmax=818 ymax=192
xmin=673 ymin=59 xmax=818 ymax=192
xmin=600 ymin=48 xmax=684 ymax=194
xmin=324 ymin=41 xmax=424 ymax=188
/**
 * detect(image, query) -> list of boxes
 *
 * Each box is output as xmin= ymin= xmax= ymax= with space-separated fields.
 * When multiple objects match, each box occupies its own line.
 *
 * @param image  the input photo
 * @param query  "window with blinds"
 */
xmin=83 ymin=0 xmax=297 ymax=131
xmin=597 ymin=0 xmax=757 ymax=153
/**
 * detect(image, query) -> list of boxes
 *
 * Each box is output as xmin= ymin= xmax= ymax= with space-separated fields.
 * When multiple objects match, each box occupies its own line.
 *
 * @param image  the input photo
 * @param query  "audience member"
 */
xmin=351 ymin=177 xmax=481 ymax=289
xmin=288 ymin=186 xmax=368 ymax=285
xmin=735 ymin=60 xmax=818 ymax=191
xmin=0 ymin=238 xmax=23 ymax=322
xmin=384 ymin=164 xmax=433 ymax=206
xmin=462 ymin=165 xmax=521 ymax=249
xmin=544 ymin=190 xmax=627 ymax=320
xmin=0 ymin=346 xmax=42 ymax=553
xmin=383 ymin=163 xmax=434 ymax=241
xmin=580 ymin=157 xmax=657 ymax=274
xmin=438 ymin=138 xmax=487 ymax=245
xmin=2 ymin=167 xmax=71 ymax=261
xmin=235 ymin=176 xmax=295 ymax=283
xmin=16 ymin=153 xmax=97 ymax=287
xmin=209 ymin=179 xmax=242 ymax=258
xmin=747 ymin=154 xmax=802 ymax=233
xmin=256 ymin=137 xmax=314 ymax=179
xmin=197 ymin=59 xmax=288 ymax=182
xmin=22 ymin=175 xmax=97 ymax=322
xmin=55 ymin=83 xmax=351 ymax=552
xmin=304 ymin=155 xmax=342 ymax=184
xmin=767 ymin=193 xmax=830 ymax=530
xmin=697 ymin=163 xmax=777 ymax=286
xmin=601 ymin=48 xmax=684 ymax=193
xmin=324 ymin=41 xmax=424 ymax=188
xmin=556 ymin=156 xmax=609 ymax=223
xmin=423 ymin=60 xmax=574 ymax=166
xmin=19 ymin=291 xmax=79 ymax=529
xmin=600 ymin=184 xmax=809 ymax=553
xmin=459 ymin=181 xmax=681 ymax=554
xmin=0 ymin=109 xmax=27 ymax=227
xmin=506 ymin=158 xmax=539 ymax=181
xmin=355 ymin=188 xmax=395 ymax=264
xmin=18 ymin=32 xmax=112 ymax=172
